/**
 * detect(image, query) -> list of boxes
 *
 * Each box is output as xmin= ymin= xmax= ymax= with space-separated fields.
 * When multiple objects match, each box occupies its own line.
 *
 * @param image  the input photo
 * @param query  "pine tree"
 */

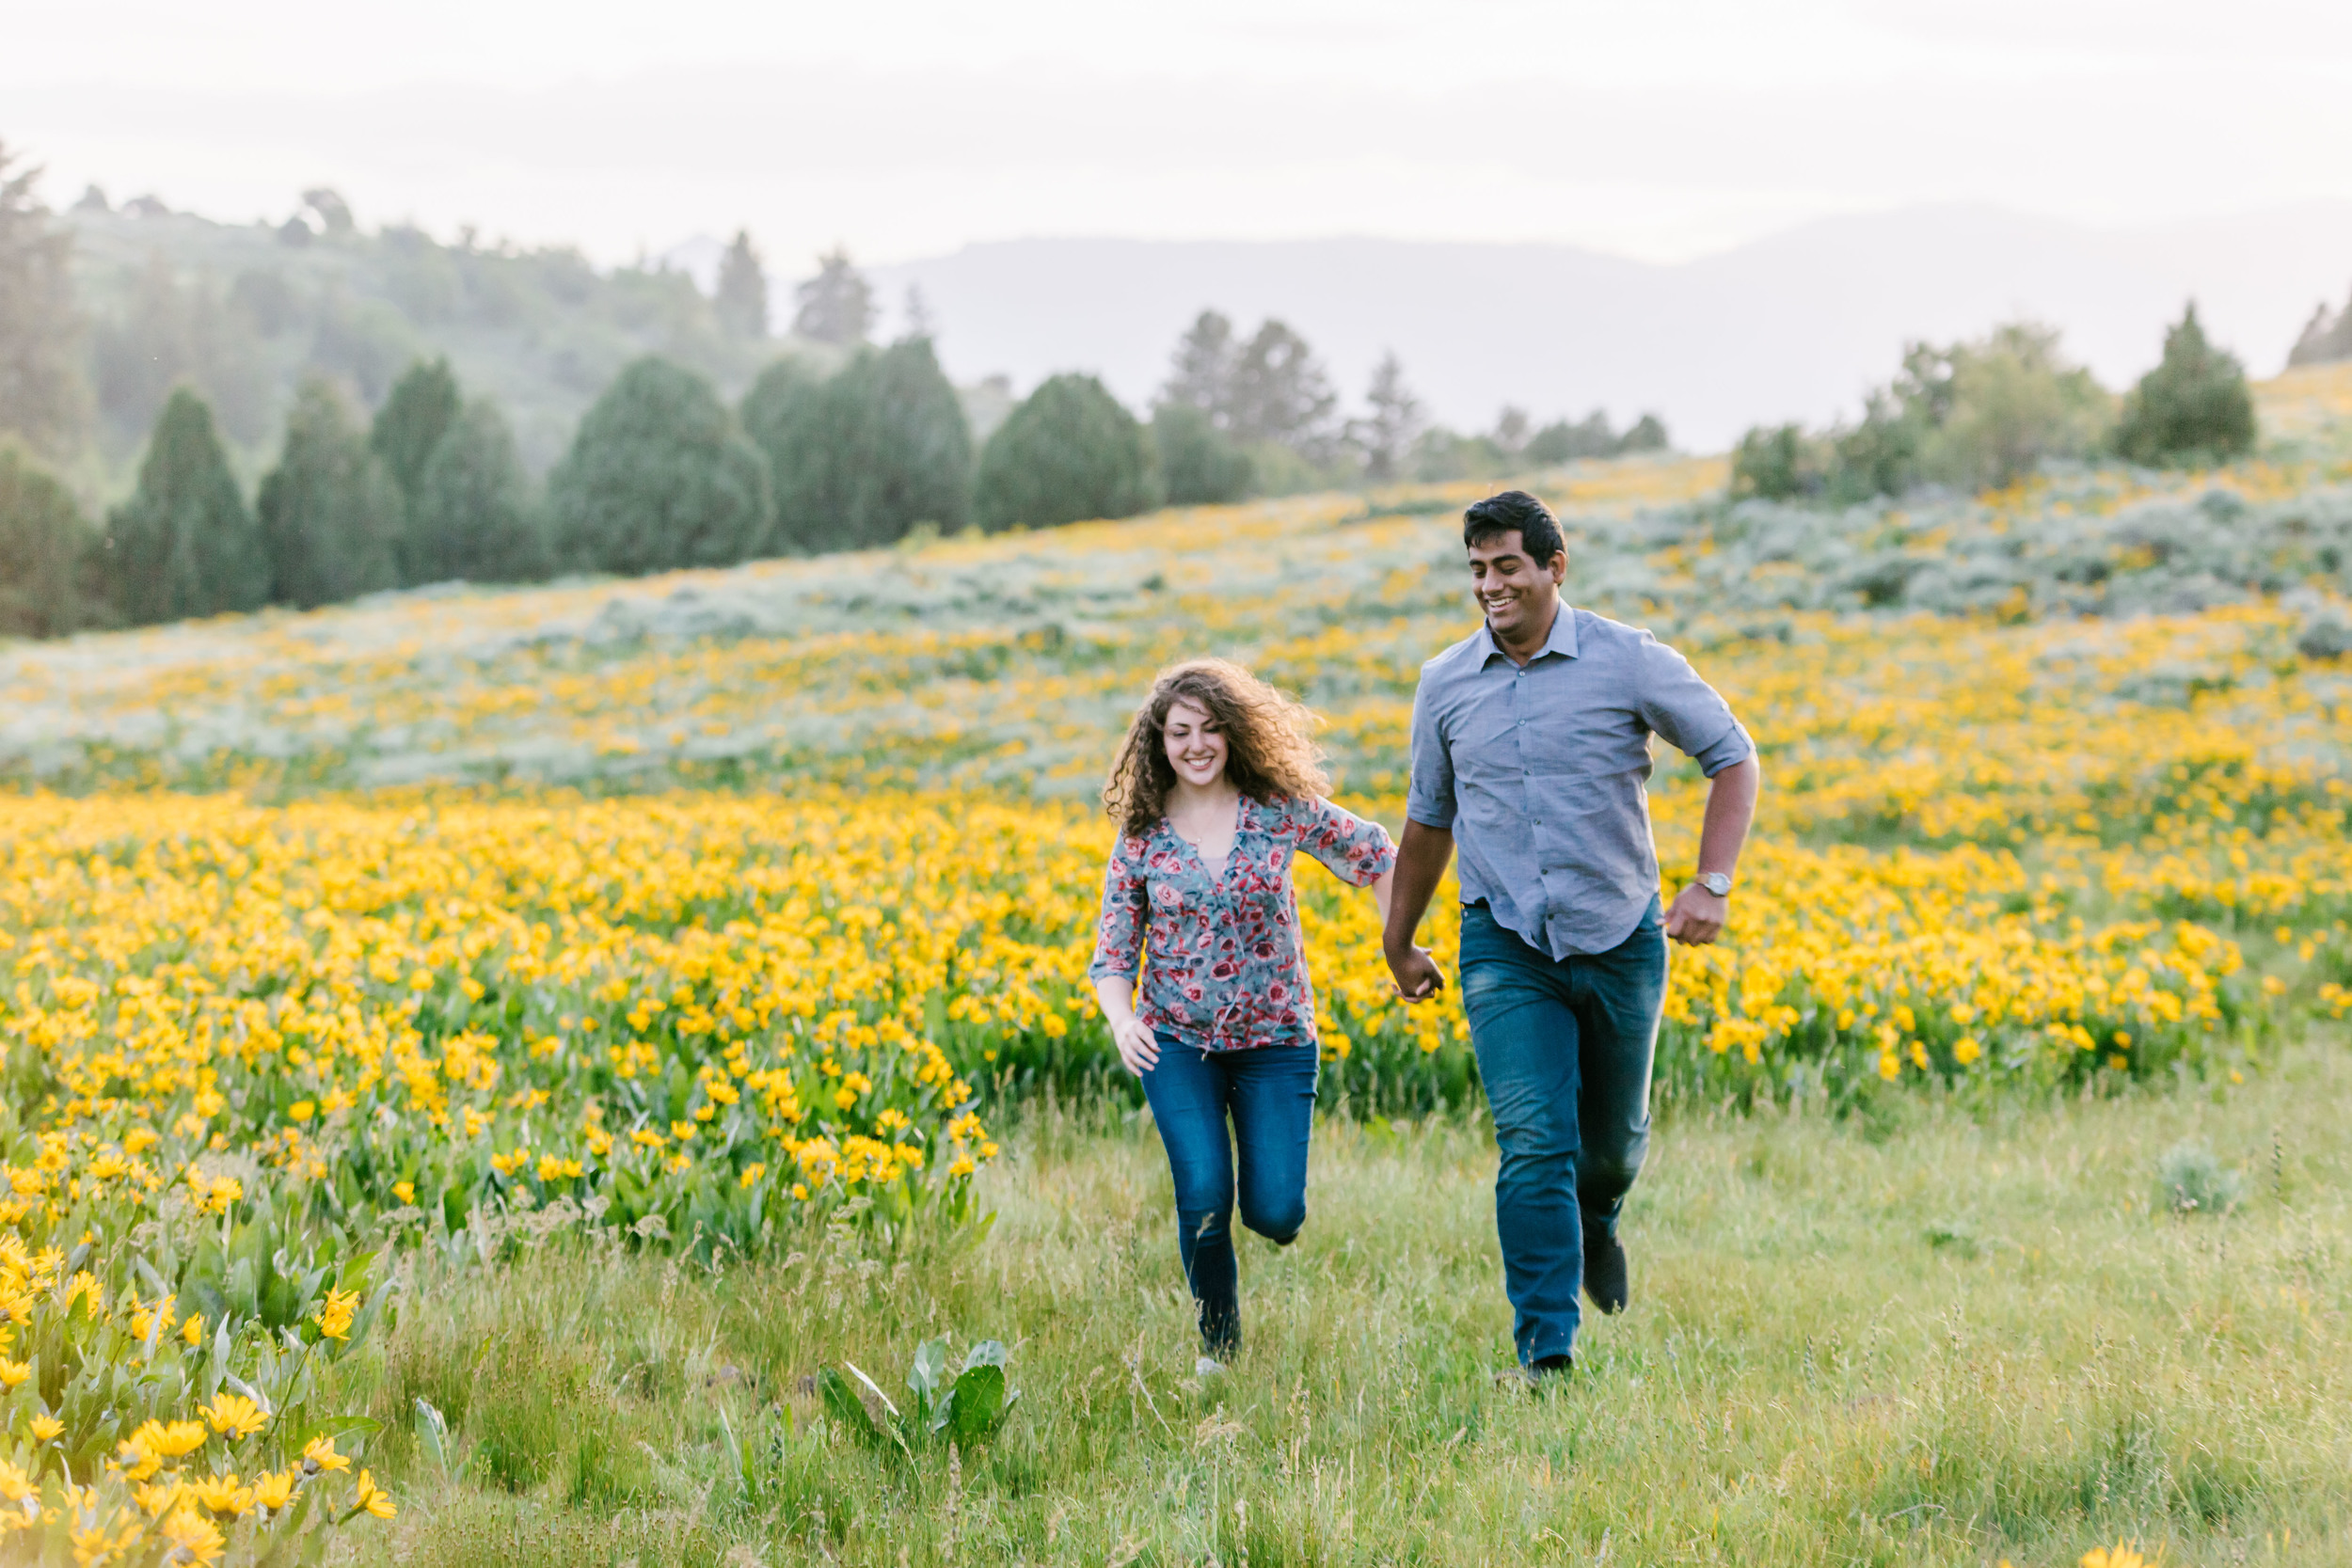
xmin=1354 ymin=353 xmax=1424 ymax=482
xmin=0 ymin=139 xmax=90 ymax=457
xmin=102 ymin=388 xmax=270 ymax=624
xmin=974 ymin=374 xmax=1160 ymax=532
xmin=1161 ymin=310 xmax=1237 ymax=427
xmin=407 ymin=399 xmax=550 ymax=584
xmin=1615 ymin=413 xmax=1670 ymax=453
xmin=751 ymin=341 xmax=972 ymax=552
xmin=372 ymin=359 xmax=462 ymax=509
xmin=2113 ymin=302 xmax=2257 ymax=467
xmin=258 ymin=379 xmax=403 ymax=610
xmin=715 ymin=230 xmax=770 ymax=340
xmin=547 ymin=357 xmax=773 ymax=574
xmin=0 ymin=439 xmax=103 ymax=639
xmin=1227 ymin=320 xmax=1336 ymax=451
xmin=791 ymin=249 xmax=875 ymax=347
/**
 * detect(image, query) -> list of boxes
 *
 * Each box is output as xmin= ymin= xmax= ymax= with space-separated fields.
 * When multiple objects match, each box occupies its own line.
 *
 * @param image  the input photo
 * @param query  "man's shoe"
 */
xmin=1494 ymin=1354 xmax=1572 ymax=1391
xmin=1583 ymin=1225 xmax=1629 ymax=1315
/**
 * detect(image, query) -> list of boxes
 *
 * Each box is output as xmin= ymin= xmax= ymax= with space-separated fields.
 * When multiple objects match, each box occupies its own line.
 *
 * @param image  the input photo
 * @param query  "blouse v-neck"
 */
xmin=1168 ymin=794 xmax=1246 ymax=885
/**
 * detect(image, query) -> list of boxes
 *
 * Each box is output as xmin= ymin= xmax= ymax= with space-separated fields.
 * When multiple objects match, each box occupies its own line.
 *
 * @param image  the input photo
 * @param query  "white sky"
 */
xmin=6 ymin=0 xmax=2352 ymax=275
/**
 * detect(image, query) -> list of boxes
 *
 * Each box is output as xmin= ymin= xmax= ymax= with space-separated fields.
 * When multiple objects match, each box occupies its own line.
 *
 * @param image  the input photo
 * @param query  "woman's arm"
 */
xmin=1092 ymin=974 xmax=1161 ymax=1074
xmin=1088 ymin=840 xmax=1161 ymax=1074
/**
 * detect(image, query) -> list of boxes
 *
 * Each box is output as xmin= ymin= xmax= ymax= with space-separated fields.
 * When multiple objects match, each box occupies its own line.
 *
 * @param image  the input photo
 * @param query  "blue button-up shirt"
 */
xmin=1406 ymin=604 xmax=1754 ymax=958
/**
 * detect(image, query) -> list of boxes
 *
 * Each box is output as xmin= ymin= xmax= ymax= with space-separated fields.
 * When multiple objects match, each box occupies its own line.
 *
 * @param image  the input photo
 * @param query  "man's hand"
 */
xmin=1110 ymin=1016 xmax=1161 ymax=1075
xmin=1663 ymin=883 xmax=1729 ymax=944
xmin=1386 ymin=942 xmax=1445 ymax=1002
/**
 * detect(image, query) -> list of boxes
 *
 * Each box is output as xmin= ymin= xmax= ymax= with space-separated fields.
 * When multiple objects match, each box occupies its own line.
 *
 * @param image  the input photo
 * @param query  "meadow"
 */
xmin=1 ymin=436 xmax=2349 ymax=1564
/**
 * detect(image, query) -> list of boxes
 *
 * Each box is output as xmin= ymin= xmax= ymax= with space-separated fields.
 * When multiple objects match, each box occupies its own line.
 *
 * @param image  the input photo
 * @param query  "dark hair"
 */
xmin=1103 ymin=658 xmax=1330 ymax=840
xmin=1462 ymin=490 xmax=1565 ymax=564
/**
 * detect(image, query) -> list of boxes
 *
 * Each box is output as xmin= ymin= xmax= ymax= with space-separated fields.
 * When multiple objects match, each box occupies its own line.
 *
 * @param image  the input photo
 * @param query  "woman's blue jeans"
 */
xmin=1138 ymin=1036 xmax=1318 ymax=1356
xmin=1459 ymin=897 xmax=1666 ymax=1366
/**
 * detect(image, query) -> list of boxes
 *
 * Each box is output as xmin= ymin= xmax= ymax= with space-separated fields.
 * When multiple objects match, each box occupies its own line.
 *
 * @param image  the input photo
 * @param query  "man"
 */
xmin=1383 ymin=489 xmax=1759 ymax=1380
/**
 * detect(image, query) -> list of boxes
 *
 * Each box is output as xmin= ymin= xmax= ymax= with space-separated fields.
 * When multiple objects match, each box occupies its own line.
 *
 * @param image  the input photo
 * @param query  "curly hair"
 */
xmin=1102 ymin=658 xmax=1330 ymax=839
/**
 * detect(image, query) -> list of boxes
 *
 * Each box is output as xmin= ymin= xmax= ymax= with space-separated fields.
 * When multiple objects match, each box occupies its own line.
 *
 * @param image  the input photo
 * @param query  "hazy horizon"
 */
xmin=12 ymin=0 xmax=2352 ymax=273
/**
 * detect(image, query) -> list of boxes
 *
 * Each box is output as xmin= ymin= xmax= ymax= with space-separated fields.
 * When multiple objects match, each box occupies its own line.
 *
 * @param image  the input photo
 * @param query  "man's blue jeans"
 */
xmin=1459 ymin=897 xmax=1666 ymax=1365
xmin=1139 ymin=1036 xmax=1318 ymax=1355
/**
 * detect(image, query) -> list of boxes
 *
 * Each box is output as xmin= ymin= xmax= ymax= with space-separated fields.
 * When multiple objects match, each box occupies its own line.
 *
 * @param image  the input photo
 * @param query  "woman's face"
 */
xmin=1161 ymin=697 xmax=1230 ymax=791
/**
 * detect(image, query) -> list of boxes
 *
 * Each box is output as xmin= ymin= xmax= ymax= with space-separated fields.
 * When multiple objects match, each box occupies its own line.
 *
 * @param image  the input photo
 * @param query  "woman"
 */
xmin=1089 ymin=658 xmax=1413 ymax=1369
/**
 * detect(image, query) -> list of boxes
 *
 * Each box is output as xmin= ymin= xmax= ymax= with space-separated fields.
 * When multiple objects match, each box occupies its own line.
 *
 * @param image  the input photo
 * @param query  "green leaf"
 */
xmin=414 ymin=1396 xmax=453 ymax=1481
xmin=946 ymin=1363 xmax=1008 ymax=1447
xmin=907 ymin=1335 xmax=949 ymax=1410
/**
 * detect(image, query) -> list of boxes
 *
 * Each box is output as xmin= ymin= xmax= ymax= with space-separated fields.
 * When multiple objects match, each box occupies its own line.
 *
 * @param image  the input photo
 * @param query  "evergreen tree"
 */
xmin=1353 ymin=352 xmax=1424 ymax=482
xmin=791 ymin=248 xmax=875 ymax=347
xmin=2113 ymin=302 xmax=2257 ymax=467
xmin=1227 ymin=320 xmax=1336 ymax=451
xmin=715 ymin=230 xmax=770 ymax=340
xmin=751 ymin=340 xmax=972 ymax=552
xmin=371 ymin=358 xmax=462 ymax=512
xmin=974 ymin=374 xmax=1160 ymax=532
xmin=407 ymin=399 xmax=550 ymax=584
xmin=102 ymin=388 xmax=270 ymax=623
xmin=0 ymin=439 xmax=103 ymax=639
xmin=2287 ymin=285 xmax=2352 ymax=367
xmin=1615 ymin=413 xmax=1670 ymax=453
xmin=1161 ymin=310 xmax=1238 ymax=428
xmin=1152 ymin=403 xmax=1252 ymax=506
xmin=258 ymin=378 xmax=403 ymax=610
xmin=0 ymin=139 xmax=89 ymax=457
xmin=548 ymin=356 xmax=773 ymax=574
xmin=1524 ymin=412 xmax=1615 ymax=465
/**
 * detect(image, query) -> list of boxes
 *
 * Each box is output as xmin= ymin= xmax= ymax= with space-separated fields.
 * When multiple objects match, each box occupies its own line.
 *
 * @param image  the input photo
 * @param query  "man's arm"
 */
xmin=1382 ymin=818 xmax=1454 ymax=999
xmin=1662 ymin=754 xmax=1760 ymax=945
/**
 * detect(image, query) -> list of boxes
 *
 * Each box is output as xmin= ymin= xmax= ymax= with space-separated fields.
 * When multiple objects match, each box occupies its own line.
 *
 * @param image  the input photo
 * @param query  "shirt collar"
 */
xmin=1477 ymin=602 xmax=1580 ymax=667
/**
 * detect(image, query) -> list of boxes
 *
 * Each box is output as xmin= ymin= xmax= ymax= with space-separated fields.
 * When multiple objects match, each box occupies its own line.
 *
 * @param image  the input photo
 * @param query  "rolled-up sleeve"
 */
xmin=1292 ymin=796 xmax=1397 ymax=887
xmin=1087 ymin=840 xmax=1149 ymax=979
xmin=1635 ymin=634 xmax=1755 ymax=776
xmin=1406 ymin=675 xmax=1457 ymax=829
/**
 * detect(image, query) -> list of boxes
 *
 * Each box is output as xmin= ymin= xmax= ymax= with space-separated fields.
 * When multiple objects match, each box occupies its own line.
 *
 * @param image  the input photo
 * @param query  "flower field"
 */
xmin=2 ymin=453 xmax=2350 ymax=1562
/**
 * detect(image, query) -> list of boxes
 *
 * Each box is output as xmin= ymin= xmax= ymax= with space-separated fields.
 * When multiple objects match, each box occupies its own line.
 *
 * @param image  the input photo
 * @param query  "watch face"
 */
xmin=1700 ymin=874 xmax=1732 ymax=895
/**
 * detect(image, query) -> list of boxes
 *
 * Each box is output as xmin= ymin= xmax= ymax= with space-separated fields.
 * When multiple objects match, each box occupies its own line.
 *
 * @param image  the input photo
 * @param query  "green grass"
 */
xmin=335 ymin=1038 xmax=2351 ymax=1567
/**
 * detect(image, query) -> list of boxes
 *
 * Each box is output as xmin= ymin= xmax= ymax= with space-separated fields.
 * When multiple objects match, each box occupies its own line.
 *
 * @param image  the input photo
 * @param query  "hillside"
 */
xmin=60 ymin=202 xmax=800 ymax=482
xmin=51 ymin=199 xmax=2352 ymax=503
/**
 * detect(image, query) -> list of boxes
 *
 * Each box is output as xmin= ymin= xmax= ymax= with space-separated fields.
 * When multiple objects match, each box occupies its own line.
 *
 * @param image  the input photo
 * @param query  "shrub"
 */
xmin=2113 ymin=302 xmax=2257 ymax=468
xmin=258 ymin=378 xmax=403 ymax=609
xmin=406 ymin=399 xmax=550 ymax=584
xmin=1728 ymin=423 xmax=1828 ymax=501
xmin=2155 ymin=1140 xmax=2244 ymax=1216
xmin=1915 ymin=323 xmax=2108 ymax=492
xmin=749 ymin=339 xmax=972 ymax=552
xmin=102 ymin=387 xmax=270 ymax=623
xmin=548 ymin=356 xmax=773 ymax=574
xmin=1152 ymin=402 xmax=1252 ymax=505
xmin=974 ymin=373 xmax=1160 ymax=531
xmin=0 ymin=438 xmax=102 ymax=638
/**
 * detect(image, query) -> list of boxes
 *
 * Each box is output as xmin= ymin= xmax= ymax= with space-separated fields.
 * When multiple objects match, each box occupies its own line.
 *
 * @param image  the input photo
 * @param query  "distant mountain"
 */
xmin=870 ymin=204 xmax=2352 ymax=451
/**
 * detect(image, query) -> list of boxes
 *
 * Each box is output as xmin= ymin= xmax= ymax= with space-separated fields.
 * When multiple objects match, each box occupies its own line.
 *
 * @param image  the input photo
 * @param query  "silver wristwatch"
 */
xmin=1695 ymin=872 xmax=1734 ymax=897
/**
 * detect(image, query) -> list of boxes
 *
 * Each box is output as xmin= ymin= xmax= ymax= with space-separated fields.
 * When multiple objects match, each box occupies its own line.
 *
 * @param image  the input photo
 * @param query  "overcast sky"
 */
xmin=9 ymin=0 xmax=2352 ymax=273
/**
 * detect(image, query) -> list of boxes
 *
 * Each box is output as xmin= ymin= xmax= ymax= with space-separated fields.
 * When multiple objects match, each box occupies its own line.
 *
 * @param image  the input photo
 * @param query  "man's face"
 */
xmin=1466 ymin=531 xmax=1566 ymax=640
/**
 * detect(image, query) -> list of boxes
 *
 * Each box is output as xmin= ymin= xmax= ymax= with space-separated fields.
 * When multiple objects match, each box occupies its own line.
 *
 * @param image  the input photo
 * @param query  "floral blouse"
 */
xmin=1089 ymin=795 xmax=1397 ymax=1053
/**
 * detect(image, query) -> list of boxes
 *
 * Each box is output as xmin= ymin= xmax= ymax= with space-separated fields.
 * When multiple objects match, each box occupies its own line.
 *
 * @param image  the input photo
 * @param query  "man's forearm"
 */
xmin=1695 ymin=755 xmax=1760 ymax=877
xmin=1383 ymin=819 xmax=1455 ymax=956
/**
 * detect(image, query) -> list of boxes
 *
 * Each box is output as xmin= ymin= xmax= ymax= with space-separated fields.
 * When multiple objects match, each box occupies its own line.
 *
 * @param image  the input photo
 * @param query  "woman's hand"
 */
xmin=1111 ymin=1015 xmax=1161 ymax=1075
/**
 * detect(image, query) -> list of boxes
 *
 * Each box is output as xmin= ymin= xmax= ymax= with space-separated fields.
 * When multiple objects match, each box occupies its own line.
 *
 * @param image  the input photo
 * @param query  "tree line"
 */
xmin=1 ymin=285 xmax=1667 ymax=641
xmin=1728 ymin=306 xmax=2259 ymax=504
